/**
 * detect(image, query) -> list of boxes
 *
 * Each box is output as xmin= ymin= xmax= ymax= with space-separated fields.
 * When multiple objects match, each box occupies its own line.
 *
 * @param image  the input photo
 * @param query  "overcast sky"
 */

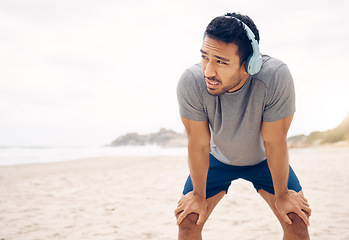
xmin=1 ymin=0 xmax=348 ymax=147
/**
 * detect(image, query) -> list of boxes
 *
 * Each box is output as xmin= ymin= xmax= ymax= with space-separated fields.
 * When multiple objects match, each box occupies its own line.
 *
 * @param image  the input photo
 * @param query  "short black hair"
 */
xmin=205 ymin=12 xmax=260 ymax=66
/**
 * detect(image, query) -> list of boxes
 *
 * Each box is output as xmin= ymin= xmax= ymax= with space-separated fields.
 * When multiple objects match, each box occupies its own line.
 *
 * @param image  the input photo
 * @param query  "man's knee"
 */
xmin=178 ymin=213 xmax=202 ymax=232
xmin=286 ymin=212 xmax=309 ymax=239
xmin=288 ymin=212 xmax=308 ymax=228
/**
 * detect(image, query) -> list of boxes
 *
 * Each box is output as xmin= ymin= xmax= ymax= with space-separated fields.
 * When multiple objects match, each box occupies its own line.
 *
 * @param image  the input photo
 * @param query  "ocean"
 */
xmin=0 ymin=146 xmax=187 ymax=166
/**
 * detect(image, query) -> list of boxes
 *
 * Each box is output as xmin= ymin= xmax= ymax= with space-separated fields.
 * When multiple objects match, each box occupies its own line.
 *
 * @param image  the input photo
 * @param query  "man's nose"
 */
xmin=204 ymin=62 xmax=216 ymax=78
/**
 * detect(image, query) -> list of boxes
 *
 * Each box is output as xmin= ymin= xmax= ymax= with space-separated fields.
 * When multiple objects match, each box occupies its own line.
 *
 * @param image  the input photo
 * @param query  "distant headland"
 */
xmin=287 ymin=112 xmax=349 ymax=148
xmin=109 ymin=128 xmax=187 ymax=148
xmin=109 ymin=113 xmax=349 ymax=148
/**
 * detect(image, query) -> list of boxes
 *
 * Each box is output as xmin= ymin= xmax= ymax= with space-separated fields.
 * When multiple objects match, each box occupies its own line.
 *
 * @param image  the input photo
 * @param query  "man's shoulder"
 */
xmin=261 ymin=55 xmax=285 ymax=67
xmin=257 ymin=55 xmax=287 ymax=77
xmin=178 ymin=63 xmax=206 ymax=92
xmin=187 ymin=62 xmax=203 ymax=75
xmin=177 ymin=63 xmax=208 ymax=121
xmin=185 ymin=63 xmax=205 ymax=84
xmin=253 ymin=55 xmax=291 ymax=87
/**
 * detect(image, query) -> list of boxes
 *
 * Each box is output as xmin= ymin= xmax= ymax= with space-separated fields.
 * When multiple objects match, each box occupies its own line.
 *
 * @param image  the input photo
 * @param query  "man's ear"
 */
xmin=241 ymin=61 xmax=248 ymax=75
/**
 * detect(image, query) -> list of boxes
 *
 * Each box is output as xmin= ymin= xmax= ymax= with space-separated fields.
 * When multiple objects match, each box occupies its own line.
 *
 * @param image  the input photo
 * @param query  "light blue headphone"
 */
xmin=225 ymin=16 xmax=262 ymax=75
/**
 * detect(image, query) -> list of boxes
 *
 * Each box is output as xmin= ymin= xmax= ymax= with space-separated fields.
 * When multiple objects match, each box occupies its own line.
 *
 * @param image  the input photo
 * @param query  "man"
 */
xmin=174 ymin=12 xmax=312 ymax=240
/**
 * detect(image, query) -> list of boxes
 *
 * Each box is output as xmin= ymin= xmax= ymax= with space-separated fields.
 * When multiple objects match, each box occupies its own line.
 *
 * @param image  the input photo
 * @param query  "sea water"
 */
xmin=0 ymin=146 xmax=187 ymax=166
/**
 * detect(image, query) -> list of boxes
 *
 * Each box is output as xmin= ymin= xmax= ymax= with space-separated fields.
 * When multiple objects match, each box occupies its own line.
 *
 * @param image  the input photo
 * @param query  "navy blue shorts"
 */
xmin=183 ymin=154 xmax=302 ymax=199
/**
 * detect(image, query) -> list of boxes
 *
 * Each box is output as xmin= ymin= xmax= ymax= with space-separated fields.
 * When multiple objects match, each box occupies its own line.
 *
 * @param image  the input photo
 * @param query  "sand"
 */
xmin=0 ymin=147 xmax=349 ymax=240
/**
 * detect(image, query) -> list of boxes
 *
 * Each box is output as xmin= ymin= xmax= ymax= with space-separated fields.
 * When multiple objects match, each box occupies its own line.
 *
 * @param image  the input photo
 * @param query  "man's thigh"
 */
xmin=182 ymin=154 xmax=240 ymax=199
xmin=177 ymin=190 xmax=226 ymax=225
xmin=242 ymin=160 xmax=302 ymax=195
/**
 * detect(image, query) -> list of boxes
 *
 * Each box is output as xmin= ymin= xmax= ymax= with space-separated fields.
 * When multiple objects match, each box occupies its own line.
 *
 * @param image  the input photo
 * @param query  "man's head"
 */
xmin=205 ymin=13 xmax=260 ymax=67
xmin=201 ymin=13 xmax=260 ymax=96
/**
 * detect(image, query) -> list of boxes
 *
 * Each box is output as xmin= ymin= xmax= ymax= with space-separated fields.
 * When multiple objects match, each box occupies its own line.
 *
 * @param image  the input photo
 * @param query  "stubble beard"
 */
xmin=206 ymin=76 xmax=243 ymax=96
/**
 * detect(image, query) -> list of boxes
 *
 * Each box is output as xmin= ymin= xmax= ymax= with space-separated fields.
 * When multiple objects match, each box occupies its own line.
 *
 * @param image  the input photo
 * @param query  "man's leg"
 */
xmin=176 ymin=190 xmax=226 ymax=240
xmin=259 ymin=189 xmax=310 ymax=240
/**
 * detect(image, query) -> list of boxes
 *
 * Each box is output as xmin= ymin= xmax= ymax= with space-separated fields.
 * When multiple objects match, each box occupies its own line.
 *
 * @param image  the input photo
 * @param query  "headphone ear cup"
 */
xmin=245 ymin=54 xmax=262 ymax=75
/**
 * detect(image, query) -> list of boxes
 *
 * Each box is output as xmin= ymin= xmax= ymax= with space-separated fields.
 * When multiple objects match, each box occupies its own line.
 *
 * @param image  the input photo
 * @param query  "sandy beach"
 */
xmin=1 ymin=147 xmax=349 ymax=240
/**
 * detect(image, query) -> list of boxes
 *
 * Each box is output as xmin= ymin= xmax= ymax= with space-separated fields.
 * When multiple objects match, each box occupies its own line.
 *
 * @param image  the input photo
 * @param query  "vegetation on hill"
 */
xmin=288 ymin=112 xmax=349 ymax=147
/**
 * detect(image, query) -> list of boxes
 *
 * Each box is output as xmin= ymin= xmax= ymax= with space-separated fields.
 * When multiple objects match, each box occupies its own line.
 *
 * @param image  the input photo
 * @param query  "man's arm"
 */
xmin=261 ymin=114 xmax=311 ymax=226
xmin=175 ymin=117 xmax=211 ymax=226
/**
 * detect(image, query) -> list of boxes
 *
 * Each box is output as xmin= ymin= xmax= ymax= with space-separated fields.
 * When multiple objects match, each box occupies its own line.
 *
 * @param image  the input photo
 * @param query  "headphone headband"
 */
xmin=224 ymin=16 xmax=262 ymax=75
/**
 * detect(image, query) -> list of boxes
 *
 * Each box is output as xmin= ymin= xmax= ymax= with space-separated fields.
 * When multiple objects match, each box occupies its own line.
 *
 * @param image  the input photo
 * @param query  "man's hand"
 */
xmin=275 ymin=190 xmax=312 ymax=226
xmin=175 ymin=191 xmax=208 ymax=226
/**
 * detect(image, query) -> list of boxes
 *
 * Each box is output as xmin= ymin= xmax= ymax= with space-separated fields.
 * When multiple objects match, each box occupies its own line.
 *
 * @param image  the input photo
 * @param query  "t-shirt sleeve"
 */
xmin=177 ymin=69 xmax=207 ymax=121
xmin=263 ymin=64 xmax=296 ymax=122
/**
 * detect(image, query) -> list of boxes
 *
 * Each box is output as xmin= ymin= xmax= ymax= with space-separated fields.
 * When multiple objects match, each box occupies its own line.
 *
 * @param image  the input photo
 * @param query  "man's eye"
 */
xmin=201 ymin=55 xmax=208 ymax=60
xmin=217 ymin=60 xmax=227 ymax=65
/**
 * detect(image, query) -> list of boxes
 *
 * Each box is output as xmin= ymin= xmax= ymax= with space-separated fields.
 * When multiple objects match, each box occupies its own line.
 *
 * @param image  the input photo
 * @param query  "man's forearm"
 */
xmin=187 ymin=143 xmax=210 ymax=198
xmin=265 ymin=141 xmax=290 ymax=198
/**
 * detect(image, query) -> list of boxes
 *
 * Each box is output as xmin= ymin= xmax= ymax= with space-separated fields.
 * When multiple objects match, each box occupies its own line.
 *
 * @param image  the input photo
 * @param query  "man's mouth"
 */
xmin=205 ymin=77 xmax=219 ymax=88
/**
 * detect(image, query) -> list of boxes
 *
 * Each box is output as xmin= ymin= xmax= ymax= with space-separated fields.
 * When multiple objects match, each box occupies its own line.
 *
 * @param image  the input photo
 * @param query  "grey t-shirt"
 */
xmin=177 ymin=55 xmax=295 ymax=166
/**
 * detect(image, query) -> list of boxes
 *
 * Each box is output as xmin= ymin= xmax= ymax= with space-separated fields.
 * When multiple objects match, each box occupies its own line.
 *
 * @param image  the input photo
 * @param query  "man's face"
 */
xmin=201 ymin=36 xmax=249 ymax=96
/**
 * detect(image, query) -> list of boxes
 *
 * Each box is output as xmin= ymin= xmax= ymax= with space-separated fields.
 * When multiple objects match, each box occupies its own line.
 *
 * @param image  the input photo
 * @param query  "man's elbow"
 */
xmin=187 ymin=139 xmax=210 ymax=153
xmin=263 ymin=139 xmax=288 ymax=153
